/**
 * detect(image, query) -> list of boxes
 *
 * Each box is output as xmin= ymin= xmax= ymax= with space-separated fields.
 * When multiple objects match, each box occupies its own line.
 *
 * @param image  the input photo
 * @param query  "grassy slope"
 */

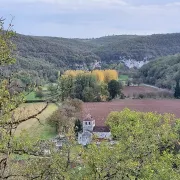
xmin=16 ymin=103 xmax=58 ymax=140
xmin=25 ymin=85 xmax=50 ymax=101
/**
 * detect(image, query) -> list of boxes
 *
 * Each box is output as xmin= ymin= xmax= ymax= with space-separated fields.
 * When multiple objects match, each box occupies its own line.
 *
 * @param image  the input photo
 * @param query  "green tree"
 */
xmin=0 ymin=19 xmax=15 ymax=66
xmin=74 ymin=119 xmax=82 ymax=137
xmin=0 ymin=19 xmax=83 ymax=180
xmin=100 ymin=82 xmax=109 ymax=101
xmin=0 ymin=19 xmax=52 ymax=179
xmin=75 ymin=109 xmax=180 ymax=179
xmin=48 ymin=83 xmax=58 ymax=93
xmin=73 ymin=73 xmax=99 ymax=102
xmin=108 ymin=80 xmax=121 ymax=99
xmin=47 ymin=106 xmax=75 ymax=134
xmin=47 ymin=99 xmax=82 ymax=134
xmin=82 ymin=87 xmax=95 ymax=102
xmin=104 ymin=109 xmax=179 ymax=179
xmin=58 ymin=75 xmax=74 ymax=101
xmin=35 ymin=89 xmax=44 ymax=98
xmin=174 ymin=80 xmax=180 ymax=99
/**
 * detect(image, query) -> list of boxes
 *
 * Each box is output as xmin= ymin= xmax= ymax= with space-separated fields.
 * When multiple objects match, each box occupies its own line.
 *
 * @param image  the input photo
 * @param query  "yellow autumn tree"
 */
xmin=103 ymin=70 xmax=118 ymax=83
xmin=92 ymin=70 xmax=104 ymax=82
xmin=64 ymin=70 xmax=76 ymax=77
xmin=64 ymin=70 xmax=86 ymax=77
xmin=64 ymin=69 xmax=118 ymax=83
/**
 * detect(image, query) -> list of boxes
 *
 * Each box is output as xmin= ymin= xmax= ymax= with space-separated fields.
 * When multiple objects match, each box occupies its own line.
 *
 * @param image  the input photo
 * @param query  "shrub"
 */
xmin=35 ymin=90 xmax=44 ymax=98
xmin=120 ymin=93 xmax=125 ymax=99
xmin=136 ymin=91 xmax=173 ymax=99
xmin=138 ymin=93 xmax=145 ymax=99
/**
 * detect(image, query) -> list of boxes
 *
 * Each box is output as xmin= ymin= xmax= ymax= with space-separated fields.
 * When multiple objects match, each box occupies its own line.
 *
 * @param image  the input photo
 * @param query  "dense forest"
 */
xmin=1 ymin=32 xmax=180 ymax=85
xmin=138 ymin=54 xmax=180 ymax=89
xmin=3 ymin=33 xmax=179 ymax=83
xmin=90 ymin=34 xmax=180 ymax=64
xmin=14 ymin=33 xmax=180 ymax=67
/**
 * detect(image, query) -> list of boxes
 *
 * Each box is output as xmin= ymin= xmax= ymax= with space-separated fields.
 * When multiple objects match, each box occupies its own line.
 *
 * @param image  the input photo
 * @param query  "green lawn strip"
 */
xmin=119 ymin=75 xmax=129 ymax=81
xmin=25 ymin=91 xmax=41 ymax=101
xmin=25 ymin=90 xmax=51 ymax=101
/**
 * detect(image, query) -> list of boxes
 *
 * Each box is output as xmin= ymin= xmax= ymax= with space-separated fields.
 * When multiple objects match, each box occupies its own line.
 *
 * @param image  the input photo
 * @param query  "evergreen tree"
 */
xmin=74 ymin=119 xmax=83 ymax=137
xmin=108 ymin=80 xmax=121 ymax=99
xmin=174 ymin=80 xmax=180 ymax=99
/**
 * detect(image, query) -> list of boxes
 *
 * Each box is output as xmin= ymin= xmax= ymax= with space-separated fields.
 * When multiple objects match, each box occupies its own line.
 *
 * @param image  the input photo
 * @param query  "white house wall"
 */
xmin=83 ymin=120 xmax=95 ymax=131
xmin=93 ymin=132 xmax=111 ymax=139
xmin=78 ymin=131 xmax=92 ymax=146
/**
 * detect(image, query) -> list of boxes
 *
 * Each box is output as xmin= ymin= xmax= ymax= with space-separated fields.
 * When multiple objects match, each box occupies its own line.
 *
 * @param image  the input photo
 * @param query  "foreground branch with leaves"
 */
xmin=0 ymin=18 xmax=50 ymax=179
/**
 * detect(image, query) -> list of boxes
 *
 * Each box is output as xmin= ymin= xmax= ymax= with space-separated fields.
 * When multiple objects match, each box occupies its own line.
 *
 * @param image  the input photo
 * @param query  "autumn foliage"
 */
xmin=64 ymin=70 xmax=118 ymax=83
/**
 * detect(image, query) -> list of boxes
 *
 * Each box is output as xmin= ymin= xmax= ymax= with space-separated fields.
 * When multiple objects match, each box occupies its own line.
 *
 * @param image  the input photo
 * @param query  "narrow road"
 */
xmin=141 ymin=84 xmax=172 ymax=92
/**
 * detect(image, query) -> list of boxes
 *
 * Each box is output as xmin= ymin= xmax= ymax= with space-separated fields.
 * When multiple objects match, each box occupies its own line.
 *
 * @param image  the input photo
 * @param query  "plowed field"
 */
xmin=122 ymin=86 xmax=162 ymax=97
xmin=83 ymin=99 xmax=180 ymax=126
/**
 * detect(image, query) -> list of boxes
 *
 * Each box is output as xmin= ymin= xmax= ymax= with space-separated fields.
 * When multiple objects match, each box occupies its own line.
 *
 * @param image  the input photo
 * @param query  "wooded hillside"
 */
xmin=5 ymin=33 xmax=180 ymax=83
xmin=91 ymin=34 xmax=180 ymax=64
xmin=138 ymin=54 xmax=180 ymax=89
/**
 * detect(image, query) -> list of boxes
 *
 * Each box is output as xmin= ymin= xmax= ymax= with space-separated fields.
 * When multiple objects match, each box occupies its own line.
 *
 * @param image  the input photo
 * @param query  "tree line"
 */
xmin=52 ymin=70 xmax=122 ymax=102
xmin=64 ymin=69 xmax=118 ymax=83
xmin=8 ymin=31 xmax=180 ymax=86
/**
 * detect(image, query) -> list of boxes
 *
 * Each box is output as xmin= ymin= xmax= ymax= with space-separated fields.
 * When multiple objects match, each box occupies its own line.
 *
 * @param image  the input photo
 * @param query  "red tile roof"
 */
xmin=93 ymin=126 xmax=110 ymax=132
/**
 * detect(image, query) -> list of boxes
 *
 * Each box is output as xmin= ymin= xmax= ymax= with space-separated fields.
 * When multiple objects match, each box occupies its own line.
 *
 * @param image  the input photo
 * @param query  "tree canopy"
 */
xmin=4 ymin=32 xmax=180 ymax=84
xmin=138 ymin=54 xmax=180 ymax=90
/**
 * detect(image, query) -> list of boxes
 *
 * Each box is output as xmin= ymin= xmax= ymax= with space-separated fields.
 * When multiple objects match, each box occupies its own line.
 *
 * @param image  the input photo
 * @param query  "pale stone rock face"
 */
xmin=121 ymin=59 xmax=149 ymax=69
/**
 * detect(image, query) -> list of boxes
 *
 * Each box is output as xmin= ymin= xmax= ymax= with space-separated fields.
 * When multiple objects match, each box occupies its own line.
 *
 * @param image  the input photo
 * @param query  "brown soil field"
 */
xmin=83 ymin=99 xmax=180 ymax=126
xmin=122 ymin=86 xmax=160 ymax=97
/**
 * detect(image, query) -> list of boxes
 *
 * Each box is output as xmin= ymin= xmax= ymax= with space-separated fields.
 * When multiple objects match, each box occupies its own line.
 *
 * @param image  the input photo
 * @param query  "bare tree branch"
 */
xmin=0 ymin=102 xmax=49 ymax=126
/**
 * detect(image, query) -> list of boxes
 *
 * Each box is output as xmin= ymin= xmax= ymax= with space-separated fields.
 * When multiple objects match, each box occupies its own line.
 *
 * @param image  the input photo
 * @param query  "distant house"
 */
xmin=78 ymin=114 xmax=111 ymax=146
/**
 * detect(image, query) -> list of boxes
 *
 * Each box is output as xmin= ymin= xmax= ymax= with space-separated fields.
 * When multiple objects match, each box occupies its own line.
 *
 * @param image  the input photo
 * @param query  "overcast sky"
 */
xmin=1 ymin=0 xmax=180 ymax=38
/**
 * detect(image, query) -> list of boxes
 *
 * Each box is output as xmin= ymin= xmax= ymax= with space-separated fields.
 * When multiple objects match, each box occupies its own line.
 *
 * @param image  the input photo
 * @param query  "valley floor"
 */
xmin=16 ymin=85 xmax=178 ymax=138
xmin=83 ymin=99 xmax=180 ymax=126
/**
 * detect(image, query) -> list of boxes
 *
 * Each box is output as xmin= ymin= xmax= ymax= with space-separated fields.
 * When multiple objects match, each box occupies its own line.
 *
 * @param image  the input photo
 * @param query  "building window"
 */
xmin=85 ymin=122 xmax=88 ymax=125
xmin=89 ymin=122 xmax=91 ymax=125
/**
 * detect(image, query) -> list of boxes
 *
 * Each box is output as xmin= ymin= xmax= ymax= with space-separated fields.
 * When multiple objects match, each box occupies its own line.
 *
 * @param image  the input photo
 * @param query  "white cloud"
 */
xmin=1 ymin=0 xmax=180 ymax=37
xmin=165 ymin=2 xmax=180 ymax=6
xmin=1 ymin=0 xmax=128 ymax=10
xmin=1 ymin=0 xmax=128 ymax=5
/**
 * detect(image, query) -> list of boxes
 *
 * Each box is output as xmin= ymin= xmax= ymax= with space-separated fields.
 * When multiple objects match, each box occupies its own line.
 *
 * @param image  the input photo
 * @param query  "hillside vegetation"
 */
xmin=15 ymin=33 xmax=180 ymax=66
xmin=3 ymin=33 xmax=180 ymax=84
xmin=91 ymin=34 xmax=180 ymax=64
xmin=138 ymin=54 xmax=180 ymax=89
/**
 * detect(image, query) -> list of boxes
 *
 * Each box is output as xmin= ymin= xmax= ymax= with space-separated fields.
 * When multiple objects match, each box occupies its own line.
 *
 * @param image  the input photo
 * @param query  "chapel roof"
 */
xmin=93 ymin=126 xmax=110 ymax=132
